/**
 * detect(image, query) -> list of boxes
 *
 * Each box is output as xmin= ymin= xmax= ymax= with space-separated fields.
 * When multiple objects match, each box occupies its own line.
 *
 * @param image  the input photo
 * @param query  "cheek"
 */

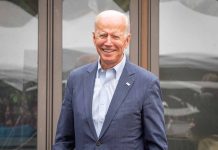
xmin=117 ymin=44 xmax=126 ymax=53
xmin=94 ymin=41 xmax=104 ymax=49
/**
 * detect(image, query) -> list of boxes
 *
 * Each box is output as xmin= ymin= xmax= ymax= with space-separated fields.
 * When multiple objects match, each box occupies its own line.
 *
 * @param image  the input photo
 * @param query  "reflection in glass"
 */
xmin=0 ymin=0 xmax=38 ymax=149
xmin=160 ymin=0 xmax=218 ymax=150
xmin=62 ymin=0 xmax=130 ymax=89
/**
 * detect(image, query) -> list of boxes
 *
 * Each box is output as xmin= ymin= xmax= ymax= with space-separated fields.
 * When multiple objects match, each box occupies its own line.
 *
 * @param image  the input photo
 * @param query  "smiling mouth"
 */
xmin=102 ymin=49 xmax=115 ymax=53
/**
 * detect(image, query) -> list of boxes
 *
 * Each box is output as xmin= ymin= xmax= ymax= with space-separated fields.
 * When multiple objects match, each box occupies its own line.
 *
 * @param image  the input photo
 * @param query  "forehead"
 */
xmin=95 ymin=15 xmax=126 ymax=32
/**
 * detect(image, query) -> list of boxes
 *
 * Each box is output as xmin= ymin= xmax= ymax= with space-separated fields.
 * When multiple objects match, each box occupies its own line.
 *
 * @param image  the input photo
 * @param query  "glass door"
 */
xmin=0 ymin=0 xmax=38 ymax=149
xmin=62 ymin=0 xmax=131 ymax=90
xmin=159 ymin=0 xmax=218 ymax=150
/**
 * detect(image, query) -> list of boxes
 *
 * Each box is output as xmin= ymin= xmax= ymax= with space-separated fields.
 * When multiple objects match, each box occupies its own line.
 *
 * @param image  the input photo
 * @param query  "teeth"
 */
xmin=103 ymin=49 xmax=113 ymax=53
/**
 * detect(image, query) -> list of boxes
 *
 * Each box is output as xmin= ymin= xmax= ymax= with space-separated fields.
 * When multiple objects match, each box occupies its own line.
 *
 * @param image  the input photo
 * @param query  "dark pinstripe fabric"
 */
xmin=53 ymin=60 xmax=168 ymax=150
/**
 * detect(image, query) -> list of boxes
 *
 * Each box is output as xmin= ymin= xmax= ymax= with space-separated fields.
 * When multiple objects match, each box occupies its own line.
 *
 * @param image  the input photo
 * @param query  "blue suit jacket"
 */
xmin=53 ymin=60 xmax=168 ymax=150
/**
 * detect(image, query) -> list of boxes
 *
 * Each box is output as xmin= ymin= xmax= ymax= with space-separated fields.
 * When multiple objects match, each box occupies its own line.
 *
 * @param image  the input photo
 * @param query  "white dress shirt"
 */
xmin=92 ymin=55 xmax=126 ymax=137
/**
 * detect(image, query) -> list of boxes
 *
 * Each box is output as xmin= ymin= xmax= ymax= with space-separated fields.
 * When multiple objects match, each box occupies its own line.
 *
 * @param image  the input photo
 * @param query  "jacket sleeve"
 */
xmin=142 ymin=78 xmax=168 ymax=150
xmin=53 ymin=74 xmax=75 ymax=150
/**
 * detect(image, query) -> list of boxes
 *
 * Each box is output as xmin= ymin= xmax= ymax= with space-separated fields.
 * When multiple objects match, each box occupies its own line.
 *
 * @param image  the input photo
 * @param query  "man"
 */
xmin=53 ymin=10 xmax=168 ymax=150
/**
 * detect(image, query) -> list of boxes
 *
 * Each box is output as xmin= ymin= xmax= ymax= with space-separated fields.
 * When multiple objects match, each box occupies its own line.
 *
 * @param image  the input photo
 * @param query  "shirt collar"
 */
xmin=97 ymin=54 xmax=126 ymax=79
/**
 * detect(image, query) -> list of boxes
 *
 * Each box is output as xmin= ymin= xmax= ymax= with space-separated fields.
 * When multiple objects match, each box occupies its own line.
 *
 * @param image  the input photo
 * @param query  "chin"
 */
xmin=102 ymin=59 xmax=116 ymax=66
xmin=101 ymin=56 xmax=114 ymax=61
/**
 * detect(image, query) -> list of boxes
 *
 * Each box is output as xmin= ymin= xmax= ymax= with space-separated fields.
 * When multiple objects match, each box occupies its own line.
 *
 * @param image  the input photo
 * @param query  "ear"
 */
xmin=92 ymin=32 xmax=96 ymax=45
xmin=124 ymin=33 xmax=131 ymax=49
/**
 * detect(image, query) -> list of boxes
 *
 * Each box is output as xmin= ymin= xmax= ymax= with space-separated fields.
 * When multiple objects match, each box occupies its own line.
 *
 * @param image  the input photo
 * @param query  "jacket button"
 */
xmin=96 ymin=140 xmax=101 ymax=146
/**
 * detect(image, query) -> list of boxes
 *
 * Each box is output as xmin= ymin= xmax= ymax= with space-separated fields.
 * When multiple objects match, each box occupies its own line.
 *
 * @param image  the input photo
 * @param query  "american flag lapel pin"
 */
xmin=126 ymin=82 xmax=131 ymax=86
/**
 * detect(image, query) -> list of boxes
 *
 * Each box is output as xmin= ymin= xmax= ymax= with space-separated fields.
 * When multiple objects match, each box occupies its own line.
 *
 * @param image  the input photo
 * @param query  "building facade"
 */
xmin=0 ymin=0 xmax=218 ymax=150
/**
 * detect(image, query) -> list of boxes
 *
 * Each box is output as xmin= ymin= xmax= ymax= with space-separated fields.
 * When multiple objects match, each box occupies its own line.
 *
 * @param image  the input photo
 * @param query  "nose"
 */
xmin=104 ymin=35 xmax=113 ymax=45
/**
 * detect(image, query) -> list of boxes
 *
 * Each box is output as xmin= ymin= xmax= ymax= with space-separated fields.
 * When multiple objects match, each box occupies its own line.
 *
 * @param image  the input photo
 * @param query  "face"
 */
xmin=93 ymin=14 xmax=130 ymax=69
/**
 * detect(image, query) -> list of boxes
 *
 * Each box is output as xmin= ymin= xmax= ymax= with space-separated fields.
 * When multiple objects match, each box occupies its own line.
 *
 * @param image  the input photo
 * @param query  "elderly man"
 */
xmin=53 ymin=10 xmax=168 ymax=150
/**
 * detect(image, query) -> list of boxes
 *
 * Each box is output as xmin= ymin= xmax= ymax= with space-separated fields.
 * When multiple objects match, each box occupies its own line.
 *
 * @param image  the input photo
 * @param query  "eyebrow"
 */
xmin=96 ymin=31 xmax=124 ymax=35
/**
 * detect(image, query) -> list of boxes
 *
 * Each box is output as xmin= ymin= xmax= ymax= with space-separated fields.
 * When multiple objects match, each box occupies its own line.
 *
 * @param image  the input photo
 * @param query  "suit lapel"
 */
xmin=83 ymin=62 xmax=98 ymax=139
xmin=99 ymin=62 xmax=136 ymax=139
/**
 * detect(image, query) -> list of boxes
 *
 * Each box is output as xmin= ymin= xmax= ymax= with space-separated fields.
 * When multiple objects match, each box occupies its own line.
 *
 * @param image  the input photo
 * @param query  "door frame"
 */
xmin=37 ymin=0 xmax=159 ymax=148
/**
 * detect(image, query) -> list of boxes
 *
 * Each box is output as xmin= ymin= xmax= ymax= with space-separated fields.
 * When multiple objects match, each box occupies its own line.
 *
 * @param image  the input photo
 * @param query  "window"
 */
xmin=0 ymin=0 xmax=38 ymax=149
xmin=62 ymin=0 xmax=131 ymax=93
xmin=160 ymin=0 xmax=218 ymax=149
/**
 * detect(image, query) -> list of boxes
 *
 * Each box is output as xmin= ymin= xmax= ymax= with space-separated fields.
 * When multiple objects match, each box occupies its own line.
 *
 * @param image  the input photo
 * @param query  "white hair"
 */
xmin=94 ymin=10 xmax=130 ymax=34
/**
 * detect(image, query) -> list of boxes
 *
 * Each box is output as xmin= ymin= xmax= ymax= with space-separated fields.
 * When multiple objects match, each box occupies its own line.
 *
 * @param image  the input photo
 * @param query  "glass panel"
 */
xmin=0 ymin=0 xmax=38 ymax=149
xmin=160 ymin=0 xmax=218 ymax=150
xmin=62 ymin=0 xmax=130 ymax=91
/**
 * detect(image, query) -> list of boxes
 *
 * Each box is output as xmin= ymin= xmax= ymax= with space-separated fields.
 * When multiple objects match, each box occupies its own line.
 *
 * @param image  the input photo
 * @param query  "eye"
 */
xmin=98 ymin=33 xmax=108 ymax=39
xmin=111 ymin=35 xmax=121 ymax=40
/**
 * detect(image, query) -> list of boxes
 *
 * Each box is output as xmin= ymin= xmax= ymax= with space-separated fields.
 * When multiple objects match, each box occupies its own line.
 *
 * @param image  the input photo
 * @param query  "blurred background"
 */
xmin=0 ymin=0 xmax=218 ymax=149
